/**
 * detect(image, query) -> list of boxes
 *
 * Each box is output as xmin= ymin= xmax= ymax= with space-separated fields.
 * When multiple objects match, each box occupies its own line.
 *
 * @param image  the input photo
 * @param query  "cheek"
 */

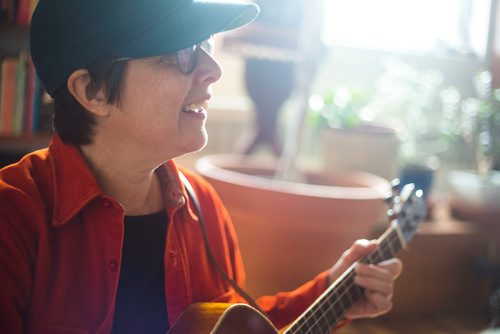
xmin=123 ymin=78 xmax=185 ymax=120
xmin=122 ymin=63 xmax=188 ymax=109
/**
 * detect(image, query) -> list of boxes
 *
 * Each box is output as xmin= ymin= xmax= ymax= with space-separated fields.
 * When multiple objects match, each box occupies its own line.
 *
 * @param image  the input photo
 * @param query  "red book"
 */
xmin=16 ymin=0 xmax=29 ymax=25
xmin=13 ymin=51 xmax=27 ymax=136
xmin=24 ymin=58 xmax=39 ymax=135
xmin=0 ymin=57 xmax=18 ymax=135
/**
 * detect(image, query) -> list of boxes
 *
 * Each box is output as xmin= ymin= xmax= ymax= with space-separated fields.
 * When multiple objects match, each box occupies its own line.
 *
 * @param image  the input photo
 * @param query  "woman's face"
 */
xmin=101 ymin=45 xmax=222 ymax=164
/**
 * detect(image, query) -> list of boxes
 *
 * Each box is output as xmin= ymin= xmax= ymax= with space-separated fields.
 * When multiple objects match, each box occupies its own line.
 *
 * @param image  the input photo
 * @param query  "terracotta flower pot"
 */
xmin=322 ymin=124 xmax=400 ymax=181
xmin=448 ymin=169 xmax=500 ymax=223
xmin=196 ymin=154 xmax=390 ymax=297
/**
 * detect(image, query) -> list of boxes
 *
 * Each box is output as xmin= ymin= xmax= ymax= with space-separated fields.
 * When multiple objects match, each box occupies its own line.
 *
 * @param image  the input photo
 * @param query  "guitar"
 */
xmin=167 ymin=182 xmax=427 ymax=334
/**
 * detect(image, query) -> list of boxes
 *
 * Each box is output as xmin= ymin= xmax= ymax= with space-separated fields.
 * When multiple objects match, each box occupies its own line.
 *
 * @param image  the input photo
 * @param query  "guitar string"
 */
xmin=304 ymin=231 xmax=400 ymax=333
xmin=300 ymin=231 xmax=400 ymax=334
xmin=289 ymin=230 xmax=401 ymax=334
xmin=292 ymin=196 xmax=424 ymax=333
xmin=308 ymin=231 xmax=400 ymax=333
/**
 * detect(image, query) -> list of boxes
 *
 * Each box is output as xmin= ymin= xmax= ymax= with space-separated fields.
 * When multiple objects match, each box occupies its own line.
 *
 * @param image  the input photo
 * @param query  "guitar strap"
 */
xmin=179 ymin=172 xmax=266 ymax=315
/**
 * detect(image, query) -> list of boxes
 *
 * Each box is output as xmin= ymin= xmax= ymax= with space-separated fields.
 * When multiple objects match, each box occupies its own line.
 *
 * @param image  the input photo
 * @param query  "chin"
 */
xmin=181 ymin=133 xmax=208 ymax=155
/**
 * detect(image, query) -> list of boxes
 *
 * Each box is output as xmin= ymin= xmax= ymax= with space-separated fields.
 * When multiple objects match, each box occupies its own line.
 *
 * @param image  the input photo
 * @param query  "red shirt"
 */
xmin=0 ymin=135 xmax=331 ymax=333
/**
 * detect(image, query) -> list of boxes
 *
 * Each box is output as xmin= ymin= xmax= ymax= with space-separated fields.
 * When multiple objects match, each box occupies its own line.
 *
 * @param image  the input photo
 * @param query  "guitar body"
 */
xmin=167 ymin=303 xmax=279 ymax=334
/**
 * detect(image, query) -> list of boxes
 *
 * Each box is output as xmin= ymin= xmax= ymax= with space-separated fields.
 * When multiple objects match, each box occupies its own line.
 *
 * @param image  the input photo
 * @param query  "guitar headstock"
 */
xmin=385 ymin=179 xmax=427 ymax=244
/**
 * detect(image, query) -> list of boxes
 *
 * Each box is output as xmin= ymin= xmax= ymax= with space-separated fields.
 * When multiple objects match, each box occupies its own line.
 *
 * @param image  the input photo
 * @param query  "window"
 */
xmin=322 ymin=0 xmax=493 ymax=59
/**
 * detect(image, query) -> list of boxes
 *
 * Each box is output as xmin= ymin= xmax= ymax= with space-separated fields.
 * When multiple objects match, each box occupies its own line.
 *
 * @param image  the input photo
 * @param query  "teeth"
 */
xmin=183 ymin=101 xmax=208 ymax=112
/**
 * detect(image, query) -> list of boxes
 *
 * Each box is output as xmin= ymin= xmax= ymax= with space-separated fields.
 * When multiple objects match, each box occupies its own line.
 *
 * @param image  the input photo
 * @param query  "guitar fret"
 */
xmin=288 ymin=227 xmax=412 ymax=334
xmin=336 ymin=284 xmax=347 ymax=310
xmin=388 ymin=230 xmax=401 ymax=255
xmin=387 ymin=234 xmax=397 ymax=257
xmin=302 ymin=310 xmax=328 ymax=334
xmin=345 ymin=284 xmax=354 ymax=305
xmin=377 ymin=248 xmax=388 ymax=262
xmin=383 ymin=241 xmax=393 ymax=258
xmin=306 ymin=294 xmax=339 ymax=331
xmin=317 ymin=318 xmax=330 ymax=333
xmin=308 ymin=308 xmax=323 ymax=330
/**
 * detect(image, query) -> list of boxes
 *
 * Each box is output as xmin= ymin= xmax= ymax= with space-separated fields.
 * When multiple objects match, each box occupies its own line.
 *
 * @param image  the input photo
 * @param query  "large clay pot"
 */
xmin=196 ymin=154 xmax=390 ymax=297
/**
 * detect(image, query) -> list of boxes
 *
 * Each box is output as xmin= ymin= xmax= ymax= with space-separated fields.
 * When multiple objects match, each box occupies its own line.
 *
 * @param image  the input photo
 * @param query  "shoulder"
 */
xmin=178 ymin=165 xmax=222 ymax=203
xmin=0 ymin=149 xmax=52 ymax=227
xmin=177 ymin=165 xmax=233 ymax=224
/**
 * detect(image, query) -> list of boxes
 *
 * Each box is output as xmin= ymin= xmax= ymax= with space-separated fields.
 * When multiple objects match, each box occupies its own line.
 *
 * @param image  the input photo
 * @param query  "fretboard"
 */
xmin=284 ymin=225 xmax=404 ymax=334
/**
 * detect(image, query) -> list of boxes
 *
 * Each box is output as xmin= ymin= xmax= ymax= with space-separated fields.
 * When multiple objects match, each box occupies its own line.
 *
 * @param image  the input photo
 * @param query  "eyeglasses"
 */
xmin=176 ymin=35 xmax=214 ymax=74
xmin=115 ymin=35 xmax=214 ymax=75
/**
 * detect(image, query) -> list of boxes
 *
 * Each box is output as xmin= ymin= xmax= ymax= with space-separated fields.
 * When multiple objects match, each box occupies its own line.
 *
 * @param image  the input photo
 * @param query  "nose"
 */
xmin=195 ymin=49 xmax=222 ymax=85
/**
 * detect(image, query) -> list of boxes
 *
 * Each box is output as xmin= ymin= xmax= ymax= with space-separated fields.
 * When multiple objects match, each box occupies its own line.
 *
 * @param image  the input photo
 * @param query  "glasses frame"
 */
xmin=114 ymin=35 xmax=214 ymax=75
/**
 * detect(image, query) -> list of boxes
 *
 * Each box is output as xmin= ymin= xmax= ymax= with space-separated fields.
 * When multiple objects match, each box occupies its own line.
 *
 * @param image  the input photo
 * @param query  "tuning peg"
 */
xmin=386 ymin=208 xmax=397 ymax=221
xmin=384 ymin=178 xmax=401 ymax=206
xmin=383 ymin=194 xmax=394 ymax=206
xmin=390 ymin=178 xmax=400 ymax=195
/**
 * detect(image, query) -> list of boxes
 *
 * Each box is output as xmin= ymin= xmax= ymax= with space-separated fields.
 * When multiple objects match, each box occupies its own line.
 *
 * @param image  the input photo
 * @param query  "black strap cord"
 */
xmin=179 ymin=172 xmax=266 ymax=315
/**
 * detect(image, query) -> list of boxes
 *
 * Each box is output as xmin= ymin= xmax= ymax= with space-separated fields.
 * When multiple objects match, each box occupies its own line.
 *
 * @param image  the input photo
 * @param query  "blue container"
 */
xmin=399 ymin=164 xmax=435 ymax=199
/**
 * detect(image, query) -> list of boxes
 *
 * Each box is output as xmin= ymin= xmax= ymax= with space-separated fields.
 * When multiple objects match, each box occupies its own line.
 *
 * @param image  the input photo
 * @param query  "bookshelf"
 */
xmin=0 ymin=25 xmax=30 ymax=55
xmin=0 ymin=134 xmax=50 ymax=153
xmin=0 ymin=1 xmax=53 ymax=166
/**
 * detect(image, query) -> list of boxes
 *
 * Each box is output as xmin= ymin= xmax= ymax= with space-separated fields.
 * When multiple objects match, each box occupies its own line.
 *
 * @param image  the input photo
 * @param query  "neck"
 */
xmin=80 ymin=143 xmax=165 ymax=216
xmin=284 ymin=225 xmax=403 ymax=334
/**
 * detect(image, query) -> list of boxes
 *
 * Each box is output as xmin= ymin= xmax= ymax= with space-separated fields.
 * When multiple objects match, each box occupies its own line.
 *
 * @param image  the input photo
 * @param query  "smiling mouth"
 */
xmin=182 ymin=101 xmax=208 ymax=113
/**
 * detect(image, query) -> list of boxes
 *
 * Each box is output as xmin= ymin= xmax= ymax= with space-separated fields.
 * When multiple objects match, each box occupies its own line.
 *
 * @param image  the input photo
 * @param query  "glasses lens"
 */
xmin=175 ymin=36 xmax=215 ymax=74
xmin=200 ymin=35 xmax=215 ymax=56
xmin=176 ymin=45 xmax=197 ymax=74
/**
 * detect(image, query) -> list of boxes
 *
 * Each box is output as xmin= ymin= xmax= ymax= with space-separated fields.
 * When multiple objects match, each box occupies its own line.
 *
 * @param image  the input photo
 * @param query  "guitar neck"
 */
xmin=284 ymin=224 xmax=404 ymax=334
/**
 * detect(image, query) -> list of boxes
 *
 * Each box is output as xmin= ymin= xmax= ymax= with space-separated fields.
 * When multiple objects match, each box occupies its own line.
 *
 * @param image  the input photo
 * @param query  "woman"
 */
xmin=0 ymin=0 xmax=402 ymax=333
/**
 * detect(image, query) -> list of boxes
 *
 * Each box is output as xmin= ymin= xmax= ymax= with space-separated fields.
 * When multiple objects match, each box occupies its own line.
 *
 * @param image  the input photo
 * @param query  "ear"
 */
xmin=67 ymin=69 xmax=109 ymax=117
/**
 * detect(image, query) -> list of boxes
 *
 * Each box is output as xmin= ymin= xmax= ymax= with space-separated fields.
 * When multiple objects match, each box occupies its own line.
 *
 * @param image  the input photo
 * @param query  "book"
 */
xmin=0 ymin=53 xmax=2 ymax=130
xmin=0 ymin=0 xmax=38 ymax=25
xmin=16 ymin=0 xmax=29 ymax=25
xmin=13 ymin=50 xmax=27 ymax=135
xmin=0 ymin=57 xmax=18 ymax=135
xmin=0 ymin=0 xmax=15 ymax=24
xmin=24 ymin=56 xmax=37 ymax=135
xmin=23 ymin=55 xmax=36 ymax=135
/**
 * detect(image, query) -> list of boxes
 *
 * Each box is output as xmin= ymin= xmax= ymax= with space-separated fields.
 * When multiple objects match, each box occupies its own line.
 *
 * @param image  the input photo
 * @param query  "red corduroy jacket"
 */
xmin=0 ymin=135 xmax=334 ymax=333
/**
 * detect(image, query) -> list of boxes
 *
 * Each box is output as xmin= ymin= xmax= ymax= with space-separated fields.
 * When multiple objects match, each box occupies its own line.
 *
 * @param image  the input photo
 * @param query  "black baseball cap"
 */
xmin=30 ymin=0 xmax=259 ymax=97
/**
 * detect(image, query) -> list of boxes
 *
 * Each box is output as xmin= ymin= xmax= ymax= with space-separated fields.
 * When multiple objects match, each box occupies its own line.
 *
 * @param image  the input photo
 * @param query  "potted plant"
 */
xmin=441 ymin=70 xmax=500 ymax=221
xmin=307 ymin=85 xmax=400 ymax=181
xmin=366 ymin=61 xmax=450 ymax=199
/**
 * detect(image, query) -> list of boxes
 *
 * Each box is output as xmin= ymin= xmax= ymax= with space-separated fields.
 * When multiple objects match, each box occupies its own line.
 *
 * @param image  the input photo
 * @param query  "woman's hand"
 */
xmin=328 ymin=239 xmax=403 ymax=319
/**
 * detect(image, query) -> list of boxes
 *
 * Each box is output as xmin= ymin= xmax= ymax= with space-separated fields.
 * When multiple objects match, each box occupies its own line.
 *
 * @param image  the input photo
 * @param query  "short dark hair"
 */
xmin=52 ymin=55 xmax=127 ymax=145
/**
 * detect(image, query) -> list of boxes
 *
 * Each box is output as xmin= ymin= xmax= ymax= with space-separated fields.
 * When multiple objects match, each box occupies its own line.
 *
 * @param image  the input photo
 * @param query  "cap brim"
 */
xmin=109 ymin=0 xmax=259 ymax=58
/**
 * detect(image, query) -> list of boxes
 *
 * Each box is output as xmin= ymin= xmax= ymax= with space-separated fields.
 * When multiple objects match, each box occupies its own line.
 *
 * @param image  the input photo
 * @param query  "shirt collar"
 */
xmin=49 ymin=134 xmax=102 ymax=227
xmin=49 ymin=134 xmax=195 ymax=226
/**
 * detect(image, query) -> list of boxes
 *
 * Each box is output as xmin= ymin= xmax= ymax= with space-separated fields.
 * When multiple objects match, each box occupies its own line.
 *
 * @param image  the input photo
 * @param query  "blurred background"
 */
xmin=182 ymin=0 xmax=500 ymax=191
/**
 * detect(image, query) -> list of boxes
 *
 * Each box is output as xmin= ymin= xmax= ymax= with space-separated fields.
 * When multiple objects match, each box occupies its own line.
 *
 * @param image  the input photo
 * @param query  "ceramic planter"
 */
xmin=447 ymin=170 xmax=500 ymax=223
xmin=196 ymin=154 xmax=390 ymax=297
xmin=321 ymin=124 xmax=400 ymax=181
